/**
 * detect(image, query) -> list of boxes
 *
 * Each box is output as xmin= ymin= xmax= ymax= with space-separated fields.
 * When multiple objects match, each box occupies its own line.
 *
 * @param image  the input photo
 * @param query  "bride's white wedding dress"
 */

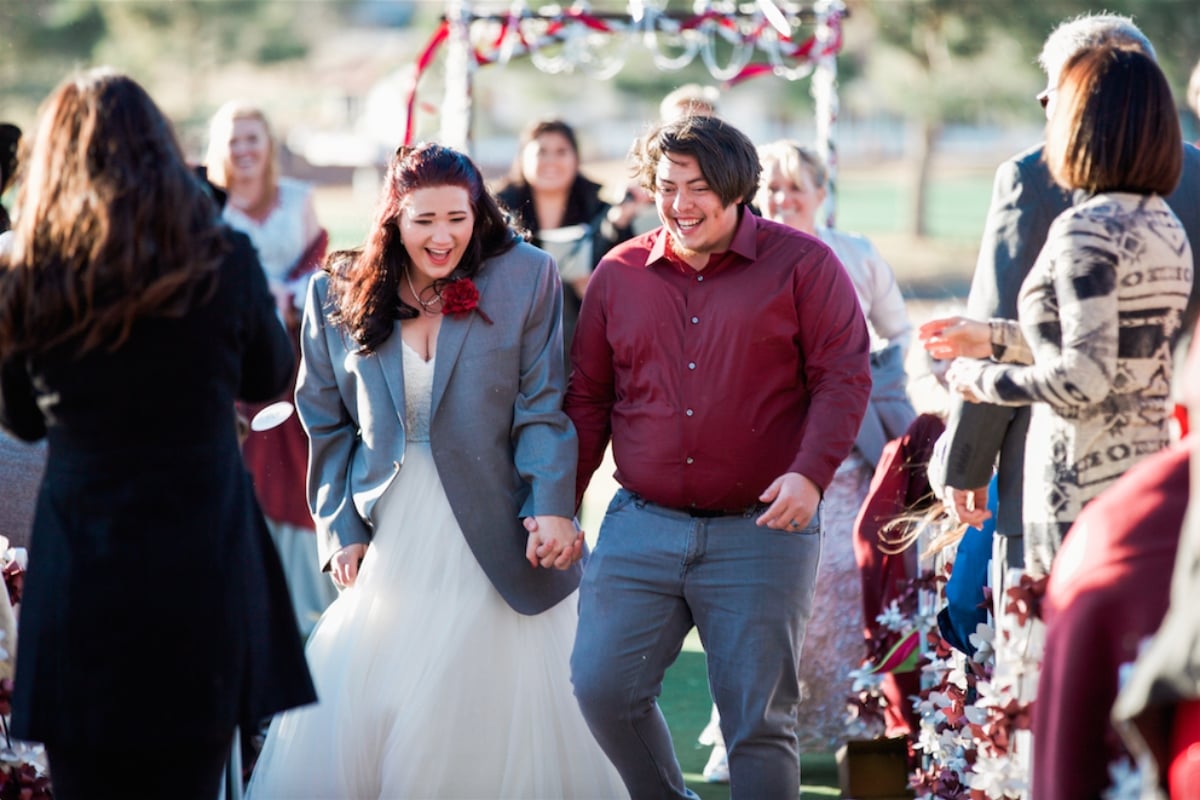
xmin=247 ymin=343 xmax=627 ymax=799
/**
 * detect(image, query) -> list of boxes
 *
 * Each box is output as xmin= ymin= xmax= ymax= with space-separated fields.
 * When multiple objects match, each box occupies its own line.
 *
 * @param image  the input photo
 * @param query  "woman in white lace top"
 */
xmin=205 ymin=102 xmax=334 ymax=637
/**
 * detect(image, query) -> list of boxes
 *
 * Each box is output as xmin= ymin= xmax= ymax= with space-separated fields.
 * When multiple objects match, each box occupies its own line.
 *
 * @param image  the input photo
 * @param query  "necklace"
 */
xmin=404 ymin=267 xmax=442 ymax=312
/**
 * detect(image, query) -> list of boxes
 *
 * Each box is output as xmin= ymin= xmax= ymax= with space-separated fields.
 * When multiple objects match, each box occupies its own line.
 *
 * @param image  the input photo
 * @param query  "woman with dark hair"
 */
xmin=246 ymin=143 xmax=625 ymax=798
xmin=495 ymin=117 xmax=633 ymax=362
xmin=0 ymin=68 xmax=314 ymax=800
xmin=919 ymin=43 xmax=1191 ymax=576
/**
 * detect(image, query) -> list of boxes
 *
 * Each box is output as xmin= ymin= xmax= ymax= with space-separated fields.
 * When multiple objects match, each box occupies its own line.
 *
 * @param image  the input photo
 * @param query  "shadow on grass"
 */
xmin=662 ymin=650 xmax=841 ymax=800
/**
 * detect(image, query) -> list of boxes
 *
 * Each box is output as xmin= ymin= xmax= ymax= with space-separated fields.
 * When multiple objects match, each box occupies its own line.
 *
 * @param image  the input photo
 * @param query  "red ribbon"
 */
xmin=404 ymin=19 xmax=449 ymax=145
xmin=402 ymin=8 xmax=845 ymax=143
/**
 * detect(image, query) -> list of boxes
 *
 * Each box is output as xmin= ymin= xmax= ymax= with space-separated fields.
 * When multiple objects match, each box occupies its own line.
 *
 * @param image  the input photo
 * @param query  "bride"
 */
xmin=246 ymin=143 xmax=627 ymax=798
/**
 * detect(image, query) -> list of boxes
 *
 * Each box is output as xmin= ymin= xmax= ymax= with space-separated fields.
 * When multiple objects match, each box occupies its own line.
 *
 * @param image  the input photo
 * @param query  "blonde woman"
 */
xmin=206 ymin=102 xmax=333 ymax=636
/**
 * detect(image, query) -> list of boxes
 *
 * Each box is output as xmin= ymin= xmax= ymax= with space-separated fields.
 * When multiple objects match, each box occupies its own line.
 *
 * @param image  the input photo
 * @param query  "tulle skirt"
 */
xmin=247 ymin=443 xmax=626 ymax=799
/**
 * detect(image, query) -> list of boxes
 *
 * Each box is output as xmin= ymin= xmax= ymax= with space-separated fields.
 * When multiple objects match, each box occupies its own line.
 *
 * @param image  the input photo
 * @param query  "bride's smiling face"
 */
xmin=398 ymin=185 xmax=476 ymax=286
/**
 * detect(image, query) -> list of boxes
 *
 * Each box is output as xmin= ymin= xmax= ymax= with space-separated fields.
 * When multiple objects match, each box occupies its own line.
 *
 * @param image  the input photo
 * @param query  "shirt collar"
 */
xmin=643 ymin=205 xmax=759 ymax=270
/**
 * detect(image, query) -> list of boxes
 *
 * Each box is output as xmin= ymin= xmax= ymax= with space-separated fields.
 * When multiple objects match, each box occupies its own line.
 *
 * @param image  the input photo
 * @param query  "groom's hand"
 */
xmin=523 ymin=515 xmax=584 ymax=570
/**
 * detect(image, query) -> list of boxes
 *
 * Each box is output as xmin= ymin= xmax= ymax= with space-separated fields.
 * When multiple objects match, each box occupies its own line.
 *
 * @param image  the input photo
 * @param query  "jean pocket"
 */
xmin=792 ymin=517 xmax=821 ymax=536
xmin=606 ymin=488 xmax=636 ymax=515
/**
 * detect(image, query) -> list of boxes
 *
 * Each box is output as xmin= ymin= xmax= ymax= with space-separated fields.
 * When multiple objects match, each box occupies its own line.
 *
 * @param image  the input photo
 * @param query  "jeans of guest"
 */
xmin=571 ymin=488 xmax=822 ymax=800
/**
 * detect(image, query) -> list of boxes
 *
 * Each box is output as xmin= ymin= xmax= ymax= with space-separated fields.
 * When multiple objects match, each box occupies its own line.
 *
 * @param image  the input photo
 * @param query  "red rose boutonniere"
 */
xmin=440 ymin=278 xmax=492 ymax=324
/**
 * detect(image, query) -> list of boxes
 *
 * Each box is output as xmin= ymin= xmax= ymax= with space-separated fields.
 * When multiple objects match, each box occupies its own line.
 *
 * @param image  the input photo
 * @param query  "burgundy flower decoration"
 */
xmin=440 ymin=278 xmax=492 ymax=323
xmin=1003 ymin=573 xmax=1048 ymax=627
xmin=2 ymin=561 xmax=22 ymax=607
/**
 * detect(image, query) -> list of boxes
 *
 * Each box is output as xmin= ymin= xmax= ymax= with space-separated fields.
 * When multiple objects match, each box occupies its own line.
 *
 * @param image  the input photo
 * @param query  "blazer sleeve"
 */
xmin=233 ymin=233 xmax=295 ymax=403
xmin=935 ymin=153 xmax=1064 ymax=491
xmin=0 ymin=355 xmax=46 ymax=442
xmin=295 ymin=273 xmax=372 ymax=567
xmin=512 ymin=251 xmax=578 ymax=519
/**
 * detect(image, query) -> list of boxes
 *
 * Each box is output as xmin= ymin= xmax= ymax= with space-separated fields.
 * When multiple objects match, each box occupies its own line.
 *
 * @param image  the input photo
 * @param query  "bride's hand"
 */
xmin=331 ymin=543 xmax=367 ymax=588
xmin=523 ymin=515 xmax=585 ymax=570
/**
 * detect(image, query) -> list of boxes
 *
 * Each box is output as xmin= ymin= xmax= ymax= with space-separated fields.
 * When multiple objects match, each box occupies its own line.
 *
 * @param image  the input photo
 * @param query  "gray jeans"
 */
xmin=571 ymin=489 xmax=823 ymax=799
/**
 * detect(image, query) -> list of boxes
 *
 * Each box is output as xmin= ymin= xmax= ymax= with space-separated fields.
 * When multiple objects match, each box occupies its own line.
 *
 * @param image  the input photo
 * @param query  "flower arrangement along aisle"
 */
xmin=844 ymin=549 xmax=1062 ymax=798
xmin=0 ymin=536 xmax=51 ymax=798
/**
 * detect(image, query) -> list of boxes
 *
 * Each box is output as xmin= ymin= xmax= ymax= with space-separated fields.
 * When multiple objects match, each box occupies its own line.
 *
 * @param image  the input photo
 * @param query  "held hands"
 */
xmin=918 ymin=316 xmax=991 ymax=360
xmin=331 ymin=543 xmax=367 ymax=588
xmin=523 ymin=515 xmax=586 ymax=570
xmin=756 ymin=472 xmax=821 ymax=532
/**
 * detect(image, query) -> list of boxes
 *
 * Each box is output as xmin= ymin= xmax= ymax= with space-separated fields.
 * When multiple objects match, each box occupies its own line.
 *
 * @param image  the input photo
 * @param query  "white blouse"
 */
xmin=818 ymin=226 xmax=912 ymax=355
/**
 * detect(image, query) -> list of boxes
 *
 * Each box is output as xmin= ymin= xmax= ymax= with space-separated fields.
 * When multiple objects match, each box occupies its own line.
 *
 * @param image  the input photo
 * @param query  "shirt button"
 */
xmin=691 ymin=316 xmax=700 ymax=324
xmin=688 ymin=362 xmax=696 ymax=370
xmin=697 ymin=275 xmax=704 ymax=282
xmin=686 ymin=457 xmax=694 ymax=464
xmin=685 ymin=408 xmax=694 ymax=417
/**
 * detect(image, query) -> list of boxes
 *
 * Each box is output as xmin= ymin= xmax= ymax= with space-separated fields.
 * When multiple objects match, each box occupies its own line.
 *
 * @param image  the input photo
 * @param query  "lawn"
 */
xmin=837 ymin=165 xmax=994 ymax=243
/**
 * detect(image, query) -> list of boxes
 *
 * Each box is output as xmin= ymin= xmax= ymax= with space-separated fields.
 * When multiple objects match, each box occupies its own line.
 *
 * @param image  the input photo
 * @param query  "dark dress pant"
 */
xmin=47 ymin=738 xmax=229 ymax=800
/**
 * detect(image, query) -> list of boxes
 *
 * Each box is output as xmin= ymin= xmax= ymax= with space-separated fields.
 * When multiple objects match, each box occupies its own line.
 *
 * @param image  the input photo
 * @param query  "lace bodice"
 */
xmin=402 ymin=340 xmax=435 ymax=442
xmin=222 ymin=178 xmax=313 ymax=282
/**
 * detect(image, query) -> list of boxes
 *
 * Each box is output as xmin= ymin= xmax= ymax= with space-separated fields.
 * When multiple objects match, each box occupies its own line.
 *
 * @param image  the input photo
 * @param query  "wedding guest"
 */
xmin=922 ymin=12 xmax=1200 ymax=587
xmin=495 ymin=117 xmax=633 ymax=363
xmin=1034 ymin=433 xmax=1187 ymax=799
xmin=0 ymin=123 xmax=18 ymax=233
xmin=205 ymin=101 xmax=333 ymax=637
xmin=1115 ymin=328 xmax=1200 ymax=798
xmin=758 ymin=137 xmax=915 ymax=726
xmin=564 ymin=114 xmax=871 ymax=798
xmin=245 ymin=143 xmax=626 ymax=798
xmin=1189 ymin=57 xmax=1200 ymax=144
xmin=659 ymin=83 xmax=721 ymax=121
xmin=919 ymin=42 xmax=1191 ymax=576
xmin=0 ymin=122 xmax=45 ymax=551
xmin=0 ymin=68 xmax=313 ymax=800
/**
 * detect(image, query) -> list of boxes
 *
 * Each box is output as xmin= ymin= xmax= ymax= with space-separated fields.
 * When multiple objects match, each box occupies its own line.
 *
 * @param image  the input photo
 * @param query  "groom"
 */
xmin=564 ymin=114 xmax=871 ymax=798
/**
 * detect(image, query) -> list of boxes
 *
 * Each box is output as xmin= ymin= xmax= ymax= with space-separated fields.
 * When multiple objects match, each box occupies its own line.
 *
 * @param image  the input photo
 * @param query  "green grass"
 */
xmin=837 ymin=168 xmax=994 ymax=242
xmin=661 ymin=633 xmax=842 ymax=799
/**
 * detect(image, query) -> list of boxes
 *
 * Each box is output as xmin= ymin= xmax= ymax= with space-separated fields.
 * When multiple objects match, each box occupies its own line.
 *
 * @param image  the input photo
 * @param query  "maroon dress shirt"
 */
xmin=566 ymin=209 xmax=871 ymax=512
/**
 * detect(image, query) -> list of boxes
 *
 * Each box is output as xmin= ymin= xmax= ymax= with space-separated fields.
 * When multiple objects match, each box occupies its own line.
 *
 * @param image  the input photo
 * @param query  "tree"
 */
xmin=851 ymin=0 xmax=1040 ymax=237
xmin=853 ymin=0 xmax=1200 ymax=238
xmin=0 ymin=0 xmax=322 ymax=129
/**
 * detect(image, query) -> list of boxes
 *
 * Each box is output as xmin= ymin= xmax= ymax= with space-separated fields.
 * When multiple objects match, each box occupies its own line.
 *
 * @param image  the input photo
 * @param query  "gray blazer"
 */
xmin=296 ymin=241 xmax=581 ymax=615
xmin=930 ymin=142 xmax=1200 ymax=540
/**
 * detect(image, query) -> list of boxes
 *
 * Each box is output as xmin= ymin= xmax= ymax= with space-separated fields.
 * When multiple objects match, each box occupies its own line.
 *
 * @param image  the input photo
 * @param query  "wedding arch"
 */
xmin=403 ymin=0 xmax=847 ymax=223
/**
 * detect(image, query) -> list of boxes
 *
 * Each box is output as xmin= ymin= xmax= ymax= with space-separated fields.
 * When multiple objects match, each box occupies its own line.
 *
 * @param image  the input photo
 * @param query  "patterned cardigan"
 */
xmin=950 ymin=192 xmax=1193 ymax=575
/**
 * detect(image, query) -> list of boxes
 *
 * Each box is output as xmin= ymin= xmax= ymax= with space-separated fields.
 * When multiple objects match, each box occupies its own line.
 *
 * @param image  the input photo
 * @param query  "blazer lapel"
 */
xmin=375 ymin=319 xmax=407 ymax=423
xmin=430 ymin=268 xmax=492 ymax=417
